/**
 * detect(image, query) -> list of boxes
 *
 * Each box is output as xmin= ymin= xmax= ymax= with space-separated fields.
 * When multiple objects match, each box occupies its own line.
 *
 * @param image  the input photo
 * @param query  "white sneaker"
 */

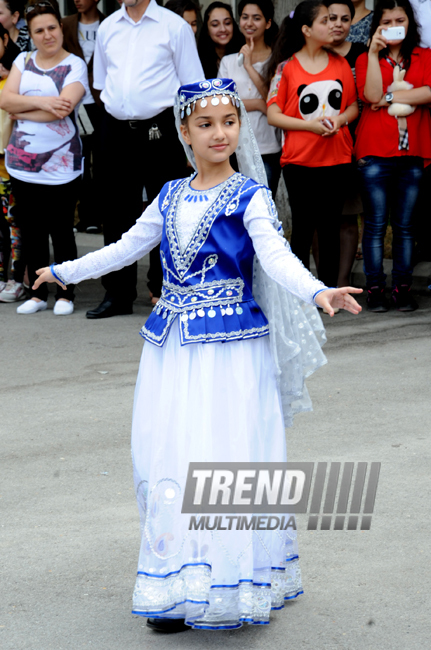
xmin=0 ymin=281 xmax=6 ymax=293
xmin=53 ymin=299 xmax=74 ymax=316
xmin=17 ymin=299 xmax=48 ymax=314
xmin=0 ymin=280 xmax=26 ymax=302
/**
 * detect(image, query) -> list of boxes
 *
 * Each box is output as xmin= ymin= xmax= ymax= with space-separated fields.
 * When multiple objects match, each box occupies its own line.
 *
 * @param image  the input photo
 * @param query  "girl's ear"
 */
xmin=3 ymin=33 xmax=9 ymax=47
xmin=302 ymin=24 xmax=310 ymax=38
xmin=180 ymin=122 xmax=192 ymax=145
xmin=265 ymin=18 xmax=272 ymax=31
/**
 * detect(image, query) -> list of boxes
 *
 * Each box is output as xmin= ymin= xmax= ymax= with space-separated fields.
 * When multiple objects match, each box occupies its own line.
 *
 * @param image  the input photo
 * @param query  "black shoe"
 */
xmin=86 ymin=297 xmax=133 ymax=319
xmin=366 ymin=286 xmax=389 ymax=312
xmin=391 ymin=284 xmax=418 ymax=311
xmin=146 ymin=618 xmax=190 ymax=633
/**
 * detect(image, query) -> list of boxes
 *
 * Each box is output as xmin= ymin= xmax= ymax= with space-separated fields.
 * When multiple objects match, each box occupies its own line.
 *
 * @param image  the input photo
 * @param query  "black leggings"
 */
xmin=283 ymin=163 xmax=351 ymax=287
xmin=11 ymin=176 xmax=80 ymax=302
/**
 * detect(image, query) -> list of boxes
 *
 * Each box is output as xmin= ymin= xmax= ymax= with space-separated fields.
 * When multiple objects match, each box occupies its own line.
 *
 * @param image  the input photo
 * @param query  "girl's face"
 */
xmin=29 ymin=14 xmax=64 ymax=56
xmin=379 ymin=7 xmax=409 ymax=44
xmin=303 ymin=6 xmax=333 ymax=45
xmin=207 ymin=8 xmax=234 ymax=46
xmin=180 ymin=98 xmax=240 ymax=166
xmin=0 ymin=1 xmax=18 ymax=33
xmin=328 ymin=4 xmax=352 ymax=45
xmin=239 ymin=4 xmax=271 ymax=42
xmin=183 ymin=9 xmax=198 ymax=34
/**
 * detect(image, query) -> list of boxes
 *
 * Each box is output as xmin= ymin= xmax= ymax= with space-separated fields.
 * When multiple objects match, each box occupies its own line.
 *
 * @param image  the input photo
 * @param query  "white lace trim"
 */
xmin=132 ymin=559 xmax=302 ymax=627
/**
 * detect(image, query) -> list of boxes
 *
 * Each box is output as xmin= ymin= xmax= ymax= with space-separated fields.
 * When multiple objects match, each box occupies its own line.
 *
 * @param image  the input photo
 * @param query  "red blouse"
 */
xmin=355 ymin=47 xmax=431 ymax=164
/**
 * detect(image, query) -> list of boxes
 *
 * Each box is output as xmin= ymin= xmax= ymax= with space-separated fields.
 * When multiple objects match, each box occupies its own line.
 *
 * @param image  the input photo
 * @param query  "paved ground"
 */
xmin=1 ymin=234 xmax=430 ymax=649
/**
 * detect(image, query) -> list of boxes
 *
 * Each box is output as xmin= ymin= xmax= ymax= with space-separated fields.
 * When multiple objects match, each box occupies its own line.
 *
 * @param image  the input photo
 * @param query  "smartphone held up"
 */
xmin=382 ymin=26 xmax=405 ymax=41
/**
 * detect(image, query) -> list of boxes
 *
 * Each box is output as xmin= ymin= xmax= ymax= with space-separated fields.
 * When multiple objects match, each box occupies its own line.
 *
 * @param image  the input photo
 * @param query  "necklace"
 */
xmin=184 ymin=192 xmax=209 ymax=203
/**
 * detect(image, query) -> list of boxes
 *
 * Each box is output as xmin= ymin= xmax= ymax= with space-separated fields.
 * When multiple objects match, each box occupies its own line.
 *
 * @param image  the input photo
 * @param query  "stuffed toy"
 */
xmin=387 ymin=66 xmax=415 ymax=117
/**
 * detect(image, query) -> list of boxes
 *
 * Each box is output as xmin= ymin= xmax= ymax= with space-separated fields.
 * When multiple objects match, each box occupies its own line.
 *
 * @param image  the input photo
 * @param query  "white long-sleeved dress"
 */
xmin=54 ymin=173 xmax=327 ymax=629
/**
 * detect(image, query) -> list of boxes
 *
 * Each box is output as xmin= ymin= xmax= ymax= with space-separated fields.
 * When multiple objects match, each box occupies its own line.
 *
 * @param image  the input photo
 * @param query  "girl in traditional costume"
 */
xmin=34 ymin=78 xmax=361 ymax=632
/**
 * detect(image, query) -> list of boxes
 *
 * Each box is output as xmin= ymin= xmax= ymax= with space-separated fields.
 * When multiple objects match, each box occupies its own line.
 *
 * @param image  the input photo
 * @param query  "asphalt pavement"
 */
xmin=1 ymin=233 xmax=430 ymax=650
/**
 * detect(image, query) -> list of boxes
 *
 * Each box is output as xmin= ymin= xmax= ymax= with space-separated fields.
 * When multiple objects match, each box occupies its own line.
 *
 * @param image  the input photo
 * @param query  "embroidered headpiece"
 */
xmin=176 ymin=78 xmax=241 ymax=119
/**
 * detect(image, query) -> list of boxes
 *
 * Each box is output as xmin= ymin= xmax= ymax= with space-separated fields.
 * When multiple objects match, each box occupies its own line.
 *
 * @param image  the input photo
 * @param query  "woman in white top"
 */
xmin=219 ymin=0 xmax=281 ymax=196
xmin=0 ymin=2 xmax=89 ymax=315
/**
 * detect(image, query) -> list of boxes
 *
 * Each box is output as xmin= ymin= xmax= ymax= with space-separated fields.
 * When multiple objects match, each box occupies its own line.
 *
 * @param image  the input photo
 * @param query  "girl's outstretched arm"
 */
xmin=33 ymin=196 xmax=164 ymax=291
xmin=244 ymin=188 xmax=362 ymax=314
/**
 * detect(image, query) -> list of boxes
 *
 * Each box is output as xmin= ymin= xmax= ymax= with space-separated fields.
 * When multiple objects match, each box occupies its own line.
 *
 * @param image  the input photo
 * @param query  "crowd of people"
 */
xmin=0 ymin=0 xmax=430 ymax=316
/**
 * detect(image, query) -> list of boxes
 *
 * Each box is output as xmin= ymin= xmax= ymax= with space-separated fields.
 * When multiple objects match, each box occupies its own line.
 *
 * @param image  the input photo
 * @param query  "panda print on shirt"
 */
xmin=297 ymin=79 xmax=343 ymax=121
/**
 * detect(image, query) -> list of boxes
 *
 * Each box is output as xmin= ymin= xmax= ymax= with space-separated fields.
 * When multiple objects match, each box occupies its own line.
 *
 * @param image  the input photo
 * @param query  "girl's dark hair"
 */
xmin=327 ymin=0 xmax=355 ymax=20
xmin=165 ymin=0 xmax=202 ymax=37
xmin=198 ymin=2 xmax=245 ymax=78
xmin=369 ymin=0 xmax=420 ymax=69
xmin=165 ymin=0 xmax=199 ymax=16
xmin=265 ymin=0 xmax=328 ymax=85
xmin=4 ymin=0 xmax=26 ymax=20
xmin=26 ymin=0 xmax=62 ymax=30
xmin=237 ymin=0 xmax=279 ymax=47
xmin=0 ymin=24 xmax=20 ymax=69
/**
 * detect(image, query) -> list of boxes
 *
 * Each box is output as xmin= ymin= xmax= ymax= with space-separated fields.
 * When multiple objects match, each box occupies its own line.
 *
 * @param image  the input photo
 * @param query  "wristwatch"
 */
xmin=385 ymin=92 xmax=394 ymax=104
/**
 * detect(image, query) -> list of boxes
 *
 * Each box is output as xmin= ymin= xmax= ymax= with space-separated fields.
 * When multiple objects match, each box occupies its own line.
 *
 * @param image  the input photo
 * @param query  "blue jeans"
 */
xmin=358 ymin=155 xmax=423 ymax=287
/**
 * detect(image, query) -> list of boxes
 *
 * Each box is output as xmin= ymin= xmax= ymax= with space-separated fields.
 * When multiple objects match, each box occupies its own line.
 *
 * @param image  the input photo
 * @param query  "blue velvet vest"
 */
xmin=140 ymin=173 xmax=270 ymax=346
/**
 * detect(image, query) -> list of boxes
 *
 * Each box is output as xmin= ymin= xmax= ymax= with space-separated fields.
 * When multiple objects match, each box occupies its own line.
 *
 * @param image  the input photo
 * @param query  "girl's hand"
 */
xmin=315 ymin=287 xmax=363 ymax=316
xmin=307 ymin=118 xmax=335 ymax=136
xmin=326 ymin=114 xmax=347 ymax=132
xmin=33 ymin=267 xmax=67 ymax=291
xmin=239 ymin=37 xmax=254 ymax=70
xmin=369 ymin=26 xmax=388 ymax=56
xmin=37 ymin=96 xmax=73 ymax=119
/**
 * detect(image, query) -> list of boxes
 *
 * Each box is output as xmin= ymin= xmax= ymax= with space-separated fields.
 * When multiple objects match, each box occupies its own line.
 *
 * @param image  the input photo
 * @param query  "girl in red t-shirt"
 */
xmin=355 ymin=0 xmax=431 ymax=312
xmin=267 ymin=0 xmax=358 ymax=289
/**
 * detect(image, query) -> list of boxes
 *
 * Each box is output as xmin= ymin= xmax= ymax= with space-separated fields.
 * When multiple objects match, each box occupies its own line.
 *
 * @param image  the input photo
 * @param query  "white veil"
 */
xmin=174 ymin=80 xmax=327 ymax=426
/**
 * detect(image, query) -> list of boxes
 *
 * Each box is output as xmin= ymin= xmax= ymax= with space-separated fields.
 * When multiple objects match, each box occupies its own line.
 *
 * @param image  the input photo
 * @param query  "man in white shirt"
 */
xmin=86 ymin=0 xmax=204 ymax=319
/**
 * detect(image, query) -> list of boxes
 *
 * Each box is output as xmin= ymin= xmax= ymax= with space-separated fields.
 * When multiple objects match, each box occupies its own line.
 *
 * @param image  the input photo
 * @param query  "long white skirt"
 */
xmin=131 ymin=319 xmax=302 ymax=629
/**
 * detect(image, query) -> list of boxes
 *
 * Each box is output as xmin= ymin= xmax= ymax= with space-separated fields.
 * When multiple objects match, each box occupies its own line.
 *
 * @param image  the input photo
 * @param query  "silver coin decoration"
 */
xmin=163 ymin=310 xmax=168 ymax=320
xmin=211 ymin=97 xmax=220 ymax=106
xmin=221 ymin=96 xmax=229 ymax=105
xmin=189 ymin=311 xmax=196 ymax=320
xmin=221 ymin=308 xmax=226 ymax=316
xmin=226 ymin=307 xmax=234 ymax=316
xmin=197 ymin=308 xmax=205 ymax=318
xmin=200 ymin=99 xmax=207 ymax=108
xmin=208 ymin=309 xmax=216 ymax=318
xmin=186 ymin=106 xmax=191 ymax=116
xmin=180 ymin=313 xmax=188 ymax=322
xmin=235 ymin=305 xmax=243 ymax=315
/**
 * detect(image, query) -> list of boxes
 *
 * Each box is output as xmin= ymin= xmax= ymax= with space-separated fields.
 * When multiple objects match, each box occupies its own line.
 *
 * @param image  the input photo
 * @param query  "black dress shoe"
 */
xmin=146 ymin=618 xmax=190 ymax=633
xmin=86 ymin=297 xmax=133 ymax=319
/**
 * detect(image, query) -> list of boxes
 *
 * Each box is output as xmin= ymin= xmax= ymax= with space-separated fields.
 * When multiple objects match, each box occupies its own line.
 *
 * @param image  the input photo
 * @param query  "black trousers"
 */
xmin=283 ymin=163 xmax=350 ymax=287
xmin=11 ymin=177 xmax=80 ymax=301
xmin=77 ymin=102 xmax=103 ymax=230
xmin=99 ymin=108 xmax=187 ymax=304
